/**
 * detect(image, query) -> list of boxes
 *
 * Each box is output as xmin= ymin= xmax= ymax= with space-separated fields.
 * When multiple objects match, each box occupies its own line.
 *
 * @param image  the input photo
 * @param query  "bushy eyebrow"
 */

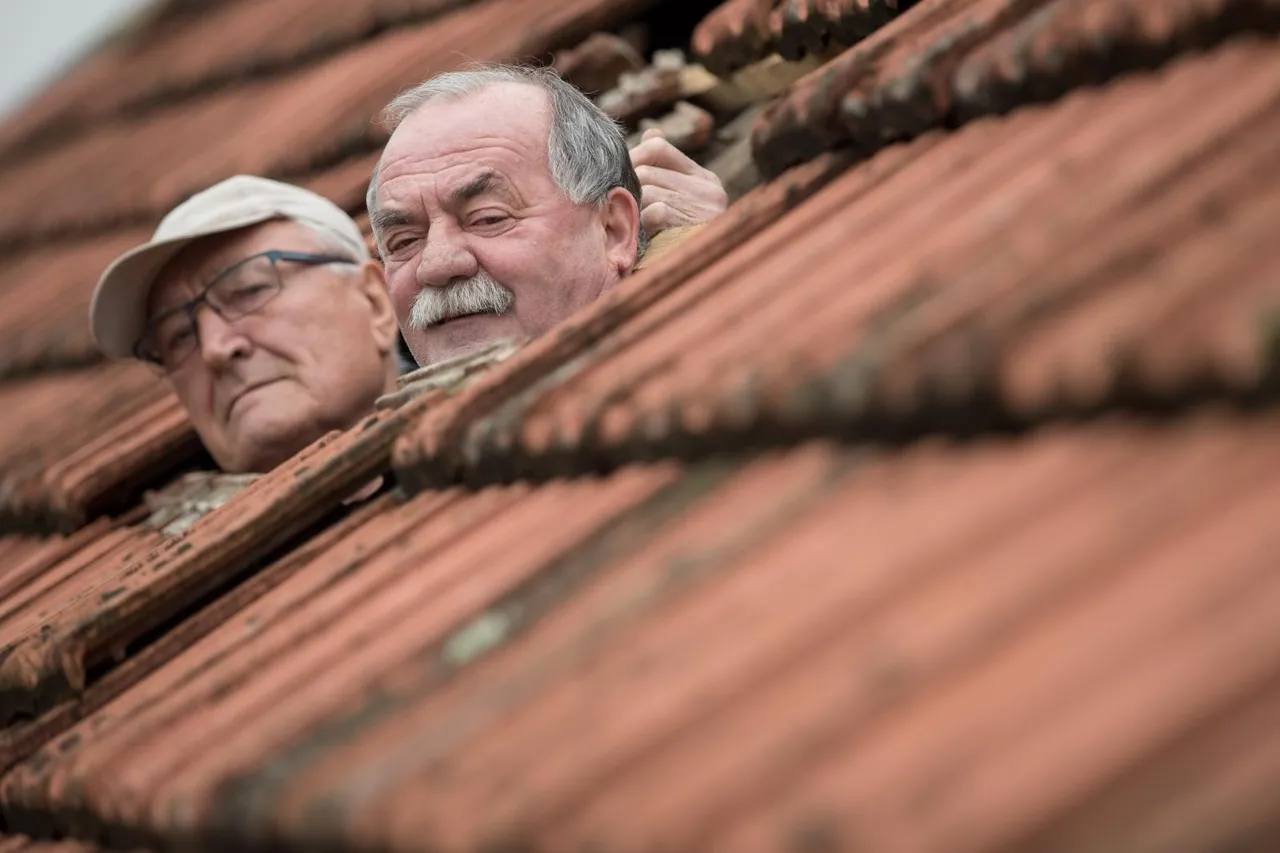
xmin=370 ymin=208 xmax=411 ymax=235
xmin=449 ymin=170 xmax=515 ymax=205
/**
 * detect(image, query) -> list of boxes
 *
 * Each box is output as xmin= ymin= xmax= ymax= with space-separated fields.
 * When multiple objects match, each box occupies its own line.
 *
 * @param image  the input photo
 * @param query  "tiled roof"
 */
xmin=0 ymin=0 xmax=1276 ymax=849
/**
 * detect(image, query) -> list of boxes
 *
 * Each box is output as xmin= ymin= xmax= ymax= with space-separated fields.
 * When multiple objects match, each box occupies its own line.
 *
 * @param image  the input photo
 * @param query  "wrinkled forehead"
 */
xmin=146 ymin=219 xmax=319 ymax=317
xmin=380 ymin=82 xmax=553 ymax=182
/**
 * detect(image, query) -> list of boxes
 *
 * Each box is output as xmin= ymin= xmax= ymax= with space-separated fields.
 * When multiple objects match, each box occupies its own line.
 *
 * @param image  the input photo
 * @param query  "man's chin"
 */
xmin=409 ymin=313 xmax=516 ymax=365
xmin=224 ymin=388 xmax=324 ymax=471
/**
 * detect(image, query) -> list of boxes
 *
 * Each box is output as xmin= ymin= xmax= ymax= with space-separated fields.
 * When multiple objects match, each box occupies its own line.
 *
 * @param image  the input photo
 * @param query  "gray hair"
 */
xmin=366 ymin=64 xmax=647 ymax=259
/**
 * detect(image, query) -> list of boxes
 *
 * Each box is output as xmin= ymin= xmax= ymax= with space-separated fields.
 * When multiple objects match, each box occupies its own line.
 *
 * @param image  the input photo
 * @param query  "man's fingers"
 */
xmin=640 ymin=183 xmax=683 ymax=211
xmin=642 ymin=127 xmax=666 ymax=142
xmin=641 ymin=201 xmax=678 ymax=235
xmin=630 ymin=135 xmax=702 ymax=175
xmin=636 ymin=165 xmax=711 ymax=197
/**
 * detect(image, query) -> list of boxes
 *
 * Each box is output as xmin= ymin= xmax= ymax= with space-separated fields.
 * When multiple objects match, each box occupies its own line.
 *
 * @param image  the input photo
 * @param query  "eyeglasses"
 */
xmin=134 ymin=250 xmax=357 ymax=369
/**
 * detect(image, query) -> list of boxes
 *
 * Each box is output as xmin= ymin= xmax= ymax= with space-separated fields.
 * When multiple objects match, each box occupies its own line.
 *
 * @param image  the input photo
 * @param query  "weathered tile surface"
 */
xmin=752 ymin=0 xmax=1280 ymax=177
xmin=0 ymin=0 xmax=1278 ymax=850
xmin=0 ymin=364 xmax=193 ymax=532
xmin=0 ymin=416 xmax=1274 ymax=853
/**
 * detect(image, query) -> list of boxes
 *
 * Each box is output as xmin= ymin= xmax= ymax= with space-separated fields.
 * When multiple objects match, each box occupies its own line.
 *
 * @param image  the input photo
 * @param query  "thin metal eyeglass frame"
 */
xmin=132 ymin=249 xmax=357 ymax=367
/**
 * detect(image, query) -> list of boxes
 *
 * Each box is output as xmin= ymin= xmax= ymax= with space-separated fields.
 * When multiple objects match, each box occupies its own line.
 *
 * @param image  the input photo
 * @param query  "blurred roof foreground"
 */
xmin=0 ymin=0 xmax=1277 ymax=850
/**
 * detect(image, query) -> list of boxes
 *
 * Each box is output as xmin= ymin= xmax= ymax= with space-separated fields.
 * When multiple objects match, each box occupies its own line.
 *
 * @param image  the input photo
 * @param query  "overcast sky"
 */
xmin=0 ymin=0 xmax=155 ymax=119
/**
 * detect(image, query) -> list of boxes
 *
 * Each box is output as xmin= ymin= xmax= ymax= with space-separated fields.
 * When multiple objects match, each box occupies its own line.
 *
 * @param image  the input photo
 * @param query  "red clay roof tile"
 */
xmin=0 ymin=0 xmax=484 ymax=167
xmin=0 ymin=495 xmax=394 ymax=780
xmin=0 ymin=364 xmax=185 ymax=532
xmin=692 ymin=0 xmax=781 ymax=75
xmin=0 ymin=835 xmax=113 ymax=852
xmin=0 ymin=228 xmax=154 ymax=377
xmin=1 ymin=415 xmax=1276 ymax=851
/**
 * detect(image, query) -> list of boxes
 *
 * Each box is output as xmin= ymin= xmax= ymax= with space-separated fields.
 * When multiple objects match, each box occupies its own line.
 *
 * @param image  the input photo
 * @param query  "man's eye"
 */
xmin=164 ymin=326 xmax=195 ymax=352
xmin=224 ymin=282 xmax=272 ymax=308
xmin=471 ymin=214 xmax=508 ymax=228
xmin=387 ymin=236 xmax=418 ymax=254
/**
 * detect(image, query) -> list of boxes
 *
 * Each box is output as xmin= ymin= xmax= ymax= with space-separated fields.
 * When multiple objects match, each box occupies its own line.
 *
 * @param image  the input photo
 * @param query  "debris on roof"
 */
xmin=0 ymin=0 xmax=1276 ymax=849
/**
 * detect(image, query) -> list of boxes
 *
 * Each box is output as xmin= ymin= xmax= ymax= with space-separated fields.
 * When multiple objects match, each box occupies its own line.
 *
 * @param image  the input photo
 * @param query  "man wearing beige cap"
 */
xmin=91 ymin=176 xmax=402 ymax=474
xmin=91 ymin=129 xmax=723 ymax=473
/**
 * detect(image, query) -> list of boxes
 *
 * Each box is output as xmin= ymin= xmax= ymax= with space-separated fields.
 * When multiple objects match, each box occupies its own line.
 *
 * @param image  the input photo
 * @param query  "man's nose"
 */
xmin=415 ymin=225 xmax=479 ymax=288
xmin=195 ymin=307 xmax=251 ymax=368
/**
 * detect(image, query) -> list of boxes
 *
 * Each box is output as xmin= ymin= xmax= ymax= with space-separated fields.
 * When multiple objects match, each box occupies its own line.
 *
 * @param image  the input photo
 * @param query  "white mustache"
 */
xmin=408 ymin=271 xmax=514 ymax=330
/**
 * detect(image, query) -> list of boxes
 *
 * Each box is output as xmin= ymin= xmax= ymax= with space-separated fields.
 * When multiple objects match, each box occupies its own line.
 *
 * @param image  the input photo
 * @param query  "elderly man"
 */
xmin=367 ymin=64 xmax=725 ymax=367
xmin=89 ymin=105 xmax=724 ymax=473
xmin=90 ymin=177 xmax=401 ymax=474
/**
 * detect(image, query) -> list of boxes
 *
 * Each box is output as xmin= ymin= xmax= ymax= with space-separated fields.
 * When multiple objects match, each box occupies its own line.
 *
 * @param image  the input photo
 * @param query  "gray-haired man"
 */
xmin=367 ymin=65 xmax=723 ymax=367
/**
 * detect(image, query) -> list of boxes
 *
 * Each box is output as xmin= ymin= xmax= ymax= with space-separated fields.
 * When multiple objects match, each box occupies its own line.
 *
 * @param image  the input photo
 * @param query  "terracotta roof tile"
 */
xmin=0 ymin=228 xmax=154 ymax=376
xmin=752 ymin=0 xmax=1280 ymax=178
xmin=1 ymin=415 xmax=1276 ymax=852
xmin=392 ymin=39 xmax=1280 ymax=486
xmin=295 ymin=152 xmax=382 ymax=216
xmin=0 ymin=523 xmax=161 ymax=656
xmin=0 ymin=364 xmax=192 ymax=532
xmin=692 ymin=0 xmax=780 ymax=76
xmin=692 ymin=0 xmax=912 ymax=76
xmin=0 ymin=495 xmax=392 ymax=781
xmin=770 ymin=0 xmax=905 ymax=62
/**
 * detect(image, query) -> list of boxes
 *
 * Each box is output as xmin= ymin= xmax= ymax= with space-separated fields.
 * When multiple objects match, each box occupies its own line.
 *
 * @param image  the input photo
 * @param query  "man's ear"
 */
xmin=354 ymin=260 xmax=399 ymax=355
xmin=601 ymin=186 xmax=641 ymax=277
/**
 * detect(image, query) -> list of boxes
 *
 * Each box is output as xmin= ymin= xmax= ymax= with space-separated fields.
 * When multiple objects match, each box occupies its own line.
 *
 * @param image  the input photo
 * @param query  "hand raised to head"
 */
xmin=630 ymin=128 xmax=728 ymax=235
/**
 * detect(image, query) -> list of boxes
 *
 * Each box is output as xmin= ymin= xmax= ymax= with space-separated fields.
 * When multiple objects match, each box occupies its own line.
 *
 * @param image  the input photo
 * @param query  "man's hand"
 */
xmin=630 ymin=128 xmax=728 ymax=235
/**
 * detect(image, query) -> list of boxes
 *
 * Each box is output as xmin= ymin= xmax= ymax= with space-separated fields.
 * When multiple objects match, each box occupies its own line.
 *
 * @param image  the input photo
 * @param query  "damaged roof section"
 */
xmin=392 ymin=39 xmax=1280 ymax=487
xmin=2 ymin=415 xmax=1277 ymax=853
xmin=751 ymin=0 xmax=1280 ymax=177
